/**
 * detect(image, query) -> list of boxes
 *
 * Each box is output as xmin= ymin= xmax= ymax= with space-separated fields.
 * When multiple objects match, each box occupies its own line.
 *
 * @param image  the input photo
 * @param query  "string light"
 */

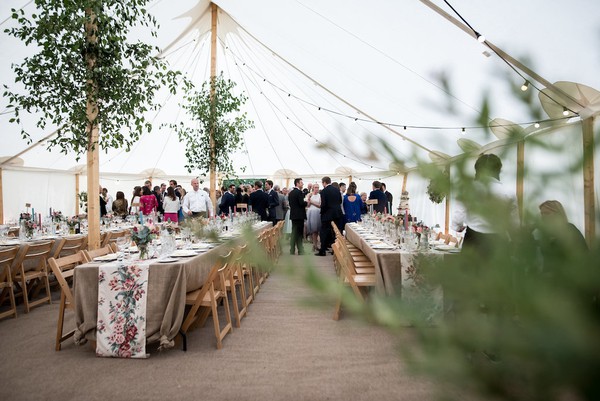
xmin=521 ymin=81 xmax=529 ymax=91
xmin=562 ymin=107 xmax=569 ymax=116
xmin=475 ymin=32 xmax=486 ymax=43
xmin=534 ymin=122 xmax=540 ymax=128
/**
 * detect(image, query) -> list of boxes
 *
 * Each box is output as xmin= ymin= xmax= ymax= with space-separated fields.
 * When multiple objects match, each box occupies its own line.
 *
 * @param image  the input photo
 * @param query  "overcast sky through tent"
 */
xmin=1 ymin=0 xmax=599 ymax=178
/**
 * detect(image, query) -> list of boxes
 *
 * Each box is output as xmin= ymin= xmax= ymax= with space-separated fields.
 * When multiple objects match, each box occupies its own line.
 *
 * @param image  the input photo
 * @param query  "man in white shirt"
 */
xmin=182 ymin=178 xmax=214 ymax=218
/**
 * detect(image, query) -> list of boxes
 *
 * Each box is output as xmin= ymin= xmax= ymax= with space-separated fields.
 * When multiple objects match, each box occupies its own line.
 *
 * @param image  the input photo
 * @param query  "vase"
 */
xmin=138 ymin=244 xmax=149 ymax=260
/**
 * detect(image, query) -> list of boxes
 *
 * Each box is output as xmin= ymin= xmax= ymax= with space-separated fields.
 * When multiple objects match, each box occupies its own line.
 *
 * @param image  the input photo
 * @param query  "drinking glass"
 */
xmin=116 ymin=236 xmax=130 ymax=263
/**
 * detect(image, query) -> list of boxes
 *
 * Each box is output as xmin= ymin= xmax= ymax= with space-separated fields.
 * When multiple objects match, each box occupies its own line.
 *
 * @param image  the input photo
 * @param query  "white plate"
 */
xmin=156 ymin=257 xmax=178 ymax=263
xmin=171 ymin=250 xmax=197 ymax=257
xmin=94 ymin=254 xmax=119 ymax=262
xmin=371 ymin=244 xmax=396 ymax=250
xmin=191 ymin=243 xmax=214 ymax=250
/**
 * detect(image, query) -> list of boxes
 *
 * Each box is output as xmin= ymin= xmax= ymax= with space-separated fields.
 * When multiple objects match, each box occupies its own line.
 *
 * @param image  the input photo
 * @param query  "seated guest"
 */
xmin=537 ymin=200 xmax=587 ymax=281
xmin=368 ymin=180 xmax=387 ymax=213
xmin=112 ymin=191 xmax=129 ymax=218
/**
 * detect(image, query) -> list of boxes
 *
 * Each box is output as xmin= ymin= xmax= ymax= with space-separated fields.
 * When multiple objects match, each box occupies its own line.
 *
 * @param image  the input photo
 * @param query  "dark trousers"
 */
xmin=319 ymin=219 xmax=334 ymax=253
xmin=290 ymin=219 xmax=305 ymax=254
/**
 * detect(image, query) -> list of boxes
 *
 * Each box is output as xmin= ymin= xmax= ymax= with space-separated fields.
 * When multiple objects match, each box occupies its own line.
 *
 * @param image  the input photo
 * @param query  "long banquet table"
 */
xmin=344 ymin=223 xmax=457 ymax=321
xmin=74 ymin=222 xmax=270 ymax=349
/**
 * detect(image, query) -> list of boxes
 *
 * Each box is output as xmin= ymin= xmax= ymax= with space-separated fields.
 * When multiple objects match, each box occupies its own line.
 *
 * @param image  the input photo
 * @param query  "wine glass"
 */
xmin=116 ymin=235 xmax=130 ymax=263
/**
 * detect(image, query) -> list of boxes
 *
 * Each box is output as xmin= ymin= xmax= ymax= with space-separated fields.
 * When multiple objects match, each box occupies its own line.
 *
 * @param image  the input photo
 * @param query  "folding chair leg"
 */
xmin=56 ymin=294 xmax=66 ymax=351
xmin=333 ymin=297 xmax=342 ymax=321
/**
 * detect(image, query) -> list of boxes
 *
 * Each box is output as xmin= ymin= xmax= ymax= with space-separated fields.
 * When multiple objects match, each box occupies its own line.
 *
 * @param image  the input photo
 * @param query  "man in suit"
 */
xmin=249 ymin=180 xmax=269 ymax=221
xmin=368 ymin=180 xmax=388 ymax=214
xmin=288 ymin=178 xmax=307 ymax=255
xmin=316 ymin=176 xmax=342 ymax=256
xmin=381 ymin=182 xmax=393 ymax=213
xmin=219 ymin=184 xmax=237 ymax=215
xmin=265 ymin=179 xmax=280 ymax=226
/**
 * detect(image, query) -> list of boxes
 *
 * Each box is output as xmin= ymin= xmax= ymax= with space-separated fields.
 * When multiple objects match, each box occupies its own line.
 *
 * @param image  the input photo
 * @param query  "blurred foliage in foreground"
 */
xmin=270 ymin=72 xmax=600 ymax=401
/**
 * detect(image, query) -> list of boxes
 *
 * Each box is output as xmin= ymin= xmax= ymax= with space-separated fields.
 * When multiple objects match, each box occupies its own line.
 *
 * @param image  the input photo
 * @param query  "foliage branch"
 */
xmin=171 ymin=72 xmax=254 ymax=179
xmin=3 ymin=0 xmax=181 ymax=156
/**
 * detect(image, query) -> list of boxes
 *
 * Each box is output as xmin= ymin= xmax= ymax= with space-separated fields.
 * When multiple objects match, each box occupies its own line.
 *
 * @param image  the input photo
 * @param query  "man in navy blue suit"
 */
xmin=265 ymin=179 xmax=280 ymax=226
xmin=316 ymin=176 xmax=342 ymax=256
xmin=368 ymin=180 xmax=388 ymax=214
xmin=249 ymin=180 xmax=269 ymax=221
xmin=219 ymin=184 xmax=236 ymax=215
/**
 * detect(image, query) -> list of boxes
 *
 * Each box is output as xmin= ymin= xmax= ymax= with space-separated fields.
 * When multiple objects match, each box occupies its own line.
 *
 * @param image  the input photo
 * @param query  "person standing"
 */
xmin=153 ymin=186 xmax=164 ymax=217
xmin=343 ymin=182 xmax=363 ymax=223
xmin=102 ymin=188 xmax=113 ymax=213
xmin=273 ymin=184 xmax=286 ymax=226
xmin=219 ymin=184 xmax=236 ymax=215
xmin=249 ymin=180 xmax=269 ymax=221
xmin=305 ymin=183 xmax=322 ymax=252
xmin=182 ymin=178 xmax=214 ymax=218
xmin=265 ymin=180 xmax=280 ymax=225
xmin=381 ymin=182 xmax=393 ymax=213
xmin=139 ymin=186 xmax=158 ymax=215
xmin=162 ymin=186 xmax=180 ymax=223
xmin=316 ymin=176 xmax=342 ymax=256
xmin=288 ymin=178 xmax=307 ymax=255
xmin=368 ymin=180 xmax=387 ymax=214
xmin=99 ymin=185 xmax=107 ymax=217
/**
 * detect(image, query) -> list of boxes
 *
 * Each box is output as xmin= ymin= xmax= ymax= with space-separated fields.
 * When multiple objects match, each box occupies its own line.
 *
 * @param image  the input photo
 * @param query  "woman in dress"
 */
xmin=139 ymin=186 xmax=158 ymax=215
xmin=305 ymin=183 xmax=321 ymax=252
xmin=129 ymin=186 xmax=142 ymax=215
xmin=282 ymin=187 xmax=292 ymax=238
xmin=344 ymin=182 xmax=363 ymax=223
xmin=111 ymin=191 xmax=128 ymax=218
xmin=162 ymin=186 xmax=180 ymax=223
xmin=360 ymin=192 xmax=368 ymax=215
xmin=177 ymin=186 xmax=187 ymax=222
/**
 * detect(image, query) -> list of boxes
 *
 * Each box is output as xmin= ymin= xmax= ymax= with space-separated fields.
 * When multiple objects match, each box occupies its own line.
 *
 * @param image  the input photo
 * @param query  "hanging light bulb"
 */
xmin=562 ymin=107 xmax=569 ymax=116
xmin=534 ymin=122 xmax=540 ymax=129
xmin=521 ymin=81 xmax=529 ymax=91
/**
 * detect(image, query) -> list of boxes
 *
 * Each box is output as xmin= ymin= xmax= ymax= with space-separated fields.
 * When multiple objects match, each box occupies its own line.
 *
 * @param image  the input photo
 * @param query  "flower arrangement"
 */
xmin=21 ymin=219 xmax=37 ymax=238
xmin=67 ymin=216 xmax=80 ymax=228
xmin=20 ymin=212 xmax=32 ymax=221
xmin=130 ymin=223 xmax=159 ymax=246
xmin=162 ymin=220 xmax=177 ymax=234
xmin=52 ymin=211 xmax=64 ymax=222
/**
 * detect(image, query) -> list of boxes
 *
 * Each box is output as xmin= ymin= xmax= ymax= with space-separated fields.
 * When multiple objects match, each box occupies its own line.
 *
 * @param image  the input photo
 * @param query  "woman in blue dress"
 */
xmin=343 ymin=182 xmax=363 ymax=223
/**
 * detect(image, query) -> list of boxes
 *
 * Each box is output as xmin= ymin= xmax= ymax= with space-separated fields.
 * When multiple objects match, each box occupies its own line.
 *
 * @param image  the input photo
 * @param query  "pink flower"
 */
xmin=114 ymin=333 xmax=126 ymax=344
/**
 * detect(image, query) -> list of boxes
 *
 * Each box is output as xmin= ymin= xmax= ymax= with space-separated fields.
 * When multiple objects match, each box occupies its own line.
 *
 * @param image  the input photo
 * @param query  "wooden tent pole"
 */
xmin=75 ymin=173 xmax=80 ymax=216
xmin=582 ymin=116 xmax=596 ymax=246
xmin=401 ymin=173 xmax=408 ymax=192
xmin=85 ymin=8 xmax=100 ymax=250
xmin=517 ymin=141 xmax=525 ymax=225
xmin=208 ymin=2 xmax=218 ymax=214
xmin=0 ymin=168 xmax=3 ymax=224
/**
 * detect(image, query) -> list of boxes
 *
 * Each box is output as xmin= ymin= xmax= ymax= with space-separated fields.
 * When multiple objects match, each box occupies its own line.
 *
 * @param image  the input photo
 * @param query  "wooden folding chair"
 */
xmin=0 ymin=246 xmax=19 ymax=320
xmin=12 ymin=240 xmax=55 ymax=313
xmin=82 ymin=245 xmax=115 ymax=262
xmin=332 ymin=241 xmax=376 ymax=321
xmin=100 ymin=232 xmax=112 ymax=248
xmin=47 ymin=251 xmax=87 ymax=350
xmin=53 ymin=235 xmax=87 ymax=259
xmin=224 ymin=247 xmax=256 ymax=328
xmin=105 ymin=229 xmax=128 ymax=249
xmin=236 ymin=203 xmax=248 ymax=212
xmin=236 ymin=243 xmax=255 ymax=305
xmin=331 ymin=222 xmax=369 ymax=262
xmin=180 ymin=256 xmax=233 ymax=350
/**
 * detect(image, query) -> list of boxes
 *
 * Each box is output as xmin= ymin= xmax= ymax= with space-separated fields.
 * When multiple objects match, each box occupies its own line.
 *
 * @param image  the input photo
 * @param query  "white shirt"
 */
xmin=182 ymin=189 xmax=214 ymax=217
xmin=452 ymin=178 xmax=518 ymax=234
xmin=105 ymin=194 xmax=113 ymax=213
xmin=163 ymin=196 xmax=180 ymax=213
xmin=130 ymin=195 xmax=140 ymax=214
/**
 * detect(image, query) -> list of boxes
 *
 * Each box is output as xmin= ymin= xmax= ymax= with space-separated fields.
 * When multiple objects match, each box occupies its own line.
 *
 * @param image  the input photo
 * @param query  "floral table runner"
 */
xmin=96 ymin=262 xmax=149 ymax=358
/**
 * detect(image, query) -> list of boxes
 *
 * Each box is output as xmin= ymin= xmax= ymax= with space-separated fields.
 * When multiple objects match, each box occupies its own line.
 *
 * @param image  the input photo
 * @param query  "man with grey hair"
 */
xmin=183 ymin=178 xmax=214 ymax=218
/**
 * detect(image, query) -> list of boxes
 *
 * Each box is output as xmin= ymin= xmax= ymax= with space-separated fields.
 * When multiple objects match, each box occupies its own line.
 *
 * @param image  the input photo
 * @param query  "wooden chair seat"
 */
xmin=344 ymin=274 xmax=377 ymax=285
xmin=180 ymin=256 xmax=233 ymax=350
xmin=355 ymin=267 xmax=376 ymax=275
xmin=82 ymin=246 xmax=115 ymax=262
xmin=48 ymin=251 xmax=86 ymax=350
xmin=0 ymin=246 xmax=19 ymax=320
xmin=12 ymin=241 xmax=54 ymax=313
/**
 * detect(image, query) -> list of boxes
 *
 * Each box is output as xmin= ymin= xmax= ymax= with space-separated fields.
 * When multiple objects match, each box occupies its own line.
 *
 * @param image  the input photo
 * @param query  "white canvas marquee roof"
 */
xmin=0 ymin=0 xmax=599 ymax=232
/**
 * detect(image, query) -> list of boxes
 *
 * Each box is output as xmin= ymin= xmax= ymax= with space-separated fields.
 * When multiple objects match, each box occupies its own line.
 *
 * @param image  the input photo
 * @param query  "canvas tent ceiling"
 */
xmin=0 ymin=0 xmax=599 ymax=228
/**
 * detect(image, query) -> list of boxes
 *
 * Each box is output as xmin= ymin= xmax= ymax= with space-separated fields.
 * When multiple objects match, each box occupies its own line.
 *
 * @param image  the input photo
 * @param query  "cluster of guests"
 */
xmin=98 ymin=179 xmax=214 ymax=223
